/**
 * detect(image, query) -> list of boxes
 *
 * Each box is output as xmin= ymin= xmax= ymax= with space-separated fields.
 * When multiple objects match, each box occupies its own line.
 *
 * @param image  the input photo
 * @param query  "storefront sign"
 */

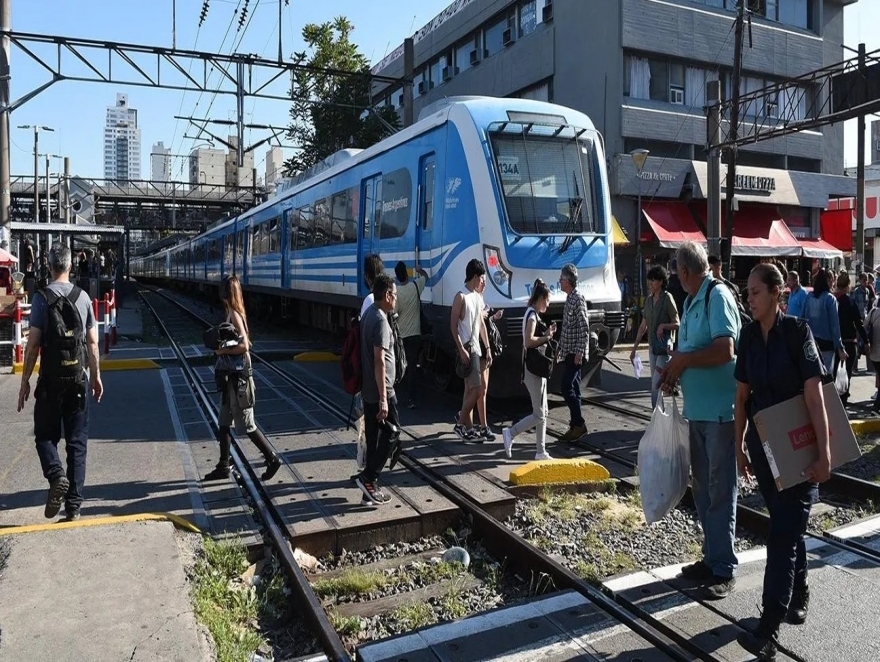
xmin=735 ymin=174 xmax=776 ymax=194
xmin=638 ymin=172 xmax=676 ymax=182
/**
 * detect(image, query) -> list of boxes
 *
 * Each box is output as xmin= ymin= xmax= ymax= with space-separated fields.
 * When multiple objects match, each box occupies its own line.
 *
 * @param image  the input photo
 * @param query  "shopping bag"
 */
xmin=637 ymin=395 xmax=690 ymax=524
xmin=835 ymin=367 xmax=849 ymax=396
xmin=633 ymin=355 xmax=643 ymax=379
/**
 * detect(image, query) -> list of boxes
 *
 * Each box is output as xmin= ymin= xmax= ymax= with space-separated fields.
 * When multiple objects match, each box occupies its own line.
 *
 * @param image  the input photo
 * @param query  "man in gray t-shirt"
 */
xmin=17 ymin=243 xmax=103 ymax=522
xmin=354 ymin=274 xmax=399 ymax=506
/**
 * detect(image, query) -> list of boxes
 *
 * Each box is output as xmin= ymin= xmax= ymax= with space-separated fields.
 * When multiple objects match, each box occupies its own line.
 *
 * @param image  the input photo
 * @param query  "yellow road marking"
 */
xmin=0 ymin=512 xmax=201 ymax=536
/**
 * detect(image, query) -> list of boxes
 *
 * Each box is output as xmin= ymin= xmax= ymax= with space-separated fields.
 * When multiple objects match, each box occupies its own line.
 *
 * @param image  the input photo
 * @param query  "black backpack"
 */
xmin=39 ymin=287 xmax=87 ymax=387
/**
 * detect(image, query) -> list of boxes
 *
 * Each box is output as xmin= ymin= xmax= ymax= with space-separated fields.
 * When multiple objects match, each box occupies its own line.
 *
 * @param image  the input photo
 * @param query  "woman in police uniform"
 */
xmin=733 ymin=263 xmax=832 ymax=660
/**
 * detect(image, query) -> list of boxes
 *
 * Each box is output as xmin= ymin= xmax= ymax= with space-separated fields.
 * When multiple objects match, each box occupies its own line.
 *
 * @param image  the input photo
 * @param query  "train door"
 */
xmin=281 ymin=209 xmax=291 ymax=289
xmin=358 ymin=173 xmax=382 ymax=299
xmin=417 ymin=154 xmax=436 ymax=292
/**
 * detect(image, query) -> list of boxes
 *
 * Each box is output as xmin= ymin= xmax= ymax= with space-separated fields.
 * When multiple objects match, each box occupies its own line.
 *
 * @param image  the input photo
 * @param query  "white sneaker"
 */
xmin=502 ymin=428 xmax=513 ymax=458
xmin=535 ymin=452 xmax=553 ymax=461
xmin=356 ymin=438 xmax=366 ymax=471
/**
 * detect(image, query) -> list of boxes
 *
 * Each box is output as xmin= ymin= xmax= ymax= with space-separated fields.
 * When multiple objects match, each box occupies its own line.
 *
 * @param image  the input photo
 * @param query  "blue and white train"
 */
xmin=132 ymin=96 xmax=626 ymax=396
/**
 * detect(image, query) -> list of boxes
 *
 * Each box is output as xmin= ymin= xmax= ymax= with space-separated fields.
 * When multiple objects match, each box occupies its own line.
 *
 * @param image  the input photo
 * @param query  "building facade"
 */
xmin=265 ymin=146 xmax=284 ymax=187
xmin=151 ymin=141 xmax=172 ymax=183
xmin=103 ymin=93 xmax=142 ymax=182
xmin=224 ymin=136 xmax=255 ymax=189
xmin=372 ymin=0 xmax=857 ymax=282
xmin=188 ymin=147 xmax=227 ymax=188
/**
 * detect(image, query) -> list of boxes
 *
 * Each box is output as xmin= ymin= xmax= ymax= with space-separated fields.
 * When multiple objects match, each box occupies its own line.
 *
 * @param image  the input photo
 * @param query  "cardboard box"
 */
xmin=751 ymin=382 xmax=861 ymax=491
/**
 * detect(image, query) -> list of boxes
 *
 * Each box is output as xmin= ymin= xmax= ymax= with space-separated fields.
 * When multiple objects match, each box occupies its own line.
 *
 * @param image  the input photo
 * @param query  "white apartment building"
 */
xmin=189 ymin=147 xmax=227 ymax=187
xmin=225 ymin=136 xmax=255 ymax=188
xmin=103 ymin=93 xmax=142 ymax=182
xmin=151 ymin=141 xmax=172 ymax=183
xmin=265 ymin=146 xmax=284 ymax=186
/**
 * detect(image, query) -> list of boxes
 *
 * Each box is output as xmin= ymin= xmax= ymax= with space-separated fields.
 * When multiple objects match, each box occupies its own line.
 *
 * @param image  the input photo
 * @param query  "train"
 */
xmin=131 ymin=96 xmax=626 ymax=396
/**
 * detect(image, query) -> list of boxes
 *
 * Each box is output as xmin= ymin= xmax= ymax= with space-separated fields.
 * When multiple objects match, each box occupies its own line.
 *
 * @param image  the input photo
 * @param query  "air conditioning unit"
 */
xmin=442 ymin=66 xmax=452 ymax=81
xmin=470 ymin=49 xmax=479 ymax=65
xmin=669 ymin=87 xmax=684 ymax=105
xmin=397 ymin=94 xmax=404 ymax=106
xmin=503 ymin=29 xmax=513 ymax=46
xmin=418 ymin=80 xmax=426 ymax=94
xmin=542 ymin=1 xmax=554 ymax=22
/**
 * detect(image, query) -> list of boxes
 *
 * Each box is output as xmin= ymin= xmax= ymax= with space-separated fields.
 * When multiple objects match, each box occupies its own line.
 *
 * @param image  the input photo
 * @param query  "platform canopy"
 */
xmin=9 ymin=221 xmax=125 ymax=235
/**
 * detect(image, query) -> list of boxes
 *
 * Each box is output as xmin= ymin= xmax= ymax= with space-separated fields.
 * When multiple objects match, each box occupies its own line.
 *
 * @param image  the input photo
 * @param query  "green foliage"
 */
xmin=312 ymin=568 xmax=388 ymax=599
xmin=286 ymin=17 xmax=400 ymax=175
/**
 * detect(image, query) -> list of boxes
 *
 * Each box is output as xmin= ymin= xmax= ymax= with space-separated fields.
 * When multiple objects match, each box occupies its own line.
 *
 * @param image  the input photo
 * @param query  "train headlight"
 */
xmin=483 ymin=245 xmax=512 ymax=298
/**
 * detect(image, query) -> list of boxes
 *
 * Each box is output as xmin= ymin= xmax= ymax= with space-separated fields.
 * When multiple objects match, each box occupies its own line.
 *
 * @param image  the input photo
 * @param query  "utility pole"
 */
xmin=63 ymin=156 xmax=70 ymax=223
xmin=277 ymin=0 xmax=283 ymax=63
xmin=723 ymin=0 xmax=746 ymax=277
xmin=706 ymin=80 xmax=723 ymax=260
xmin=0 ymin=0 xmax=10 ymax=249
xmin=44 ymin=153 xmax=49 ymax=220
xmin=17 ymin=124 xmax=54 ymax=224
xmin=856 ymin=43 xmax=867 ymax=272
xmin=403 ymin=38 xmax=414 ymax=128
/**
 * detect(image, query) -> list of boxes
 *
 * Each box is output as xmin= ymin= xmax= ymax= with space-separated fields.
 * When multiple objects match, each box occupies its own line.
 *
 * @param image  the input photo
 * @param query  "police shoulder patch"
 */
xmin=803 ymin=340 xmax=819 ymax=363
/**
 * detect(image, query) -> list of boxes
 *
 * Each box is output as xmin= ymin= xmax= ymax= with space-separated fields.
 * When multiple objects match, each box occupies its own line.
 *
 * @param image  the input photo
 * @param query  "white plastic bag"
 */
xmin=633 ymin=355 xmax=643 ymax=379
xmin=835 ymin=367 xmax=849 ymax=396
xmin=637 ymin=395 xmax=690 ymax=524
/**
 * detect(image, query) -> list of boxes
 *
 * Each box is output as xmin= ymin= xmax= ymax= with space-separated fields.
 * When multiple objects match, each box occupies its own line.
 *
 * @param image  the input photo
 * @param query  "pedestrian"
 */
xmin=864 ymin=305 xmax=880 ymax=409
xmin=203 ymin=274 xmax=282 ymax=482
xmin=502 ymin=279 xmax=556 ymax=460
xmin=557 ymin=263 xmax=590 ymax=441
xmin=354 ymin=254 xmax=385 ymax=470
xmin=354 ymin=273 xmax=399 ymax=505
xmin=36 ymin=254 xmax=50 ymax=289
xmin=833 ymin=273 xmax=865 ymax=404
xmin=393 ymin=260 xmax=427 ymax=409
xmin=660 ymin=240 xmax=740 ymax=600
xmin=629 ymin=265 xmax=679 ymax=408
xmin=708 ymin=255 xmax=743 ymax=307
xmin=734 ymin=263 xmax=830 ymax=660
xmin=802 ymin=270 xmax=846 ymax=375
xmin=785 ymin=271 xmax=807 ymax=319
xmin=460 ymin=278 xmax=503 ymax=442
xmin=852 ymin=272 xmax=871 ymax=320
xmin=16 ymin=243 xmax=103 ymax=521
xmin=451 ymin=259 xmax=489 ymax=441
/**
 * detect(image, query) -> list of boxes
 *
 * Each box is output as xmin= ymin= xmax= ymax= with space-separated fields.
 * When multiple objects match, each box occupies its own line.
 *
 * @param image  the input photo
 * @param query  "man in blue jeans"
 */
xmin=557 ymin=264 xmax=590 ymax=441
xmin=661 ymin=241 xmax=741 ymax=600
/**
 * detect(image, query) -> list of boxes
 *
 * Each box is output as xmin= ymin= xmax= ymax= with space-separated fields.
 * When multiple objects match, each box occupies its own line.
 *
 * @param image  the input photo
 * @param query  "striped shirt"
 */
xmin=558 ymin=289 xmax=590 ymax=361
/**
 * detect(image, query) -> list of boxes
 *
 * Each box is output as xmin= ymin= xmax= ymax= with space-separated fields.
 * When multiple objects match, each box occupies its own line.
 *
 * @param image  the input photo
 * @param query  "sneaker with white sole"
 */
xmin=535 ymin=452 xmax=553 ymax=461
xmin=44 ymin=476 xmax=70 ymax=519
xmin=502 ymin=428 xmax=514 ymax=458
xmin=479 ymin=426 xmax=496 ymax=442
xmin=355 ymin=476 xmax=392 ymax=505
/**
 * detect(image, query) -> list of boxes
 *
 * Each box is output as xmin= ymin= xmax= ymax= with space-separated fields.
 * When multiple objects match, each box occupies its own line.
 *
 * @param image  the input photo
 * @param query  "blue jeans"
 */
xmin=34 ymin=381 xmax=90 ymax=510
xmin=746 ymin=428 xmax=817 ymax=620
xmin=689 ymin=420 xmax=738 ymax=579
xmin=561 ymin=354 xmax=584 ymax=428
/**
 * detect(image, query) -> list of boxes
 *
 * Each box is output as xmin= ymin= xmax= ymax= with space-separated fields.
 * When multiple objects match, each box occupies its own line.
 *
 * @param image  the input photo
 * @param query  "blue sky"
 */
xmin=7 ymin=0 xmax=878 ymax=179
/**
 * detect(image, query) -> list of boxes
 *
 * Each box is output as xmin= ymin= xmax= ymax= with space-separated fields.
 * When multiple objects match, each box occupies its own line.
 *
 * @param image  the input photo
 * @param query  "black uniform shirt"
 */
xmin=734 ymin=313 xmax=824 ymax=424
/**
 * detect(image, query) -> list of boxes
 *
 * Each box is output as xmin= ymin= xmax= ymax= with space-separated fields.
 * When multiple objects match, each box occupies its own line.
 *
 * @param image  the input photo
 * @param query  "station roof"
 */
xmin=10 ymin=221 xmax=125 ymax=235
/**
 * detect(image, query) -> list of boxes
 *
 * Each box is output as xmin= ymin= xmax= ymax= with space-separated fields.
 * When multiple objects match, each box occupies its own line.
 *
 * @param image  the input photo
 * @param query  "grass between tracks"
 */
xmin=190 ymin=537 xmax=289 ymax=662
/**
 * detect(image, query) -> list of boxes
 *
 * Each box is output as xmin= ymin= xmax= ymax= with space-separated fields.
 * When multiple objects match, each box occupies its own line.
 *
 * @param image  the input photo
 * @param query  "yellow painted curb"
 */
xmin=509 ymin=458 xmax=611 ymax=486
xmin=294 ymin=351 xmax=339 ymax=363
xmin=0 ymin=512 xmax=201 ymax=537
xmin=851 ymin=419 xmax=880 ymax=435
xmin=12 ymin=358 xmax=160 ymax=374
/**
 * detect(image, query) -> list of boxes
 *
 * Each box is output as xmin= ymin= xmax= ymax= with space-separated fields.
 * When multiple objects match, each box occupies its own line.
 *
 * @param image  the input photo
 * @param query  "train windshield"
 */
xmin=488 ymin=121 xmax=598 ymax=236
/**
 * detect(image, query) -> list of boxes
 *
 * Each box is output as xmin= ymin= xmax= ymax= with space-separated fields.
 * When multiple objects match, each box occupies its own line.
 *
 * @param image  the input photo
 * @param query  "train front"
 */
xmin=471 ymin=103 xmax=625 ymax=397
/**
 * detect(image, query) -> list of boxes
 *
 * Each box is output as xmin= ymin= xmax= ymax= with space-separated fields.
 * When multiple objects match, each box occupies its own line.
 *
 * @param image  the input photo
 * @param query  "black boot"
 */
xmin=786 ymin=585 xmax=809 ymax=625
xmin=737 ymin=611 xmax=782 ymax=661
xmin=204 ymin=426 xmax=232 ymax=481
xmin=247 ymin=429 xmax=282 ymax=481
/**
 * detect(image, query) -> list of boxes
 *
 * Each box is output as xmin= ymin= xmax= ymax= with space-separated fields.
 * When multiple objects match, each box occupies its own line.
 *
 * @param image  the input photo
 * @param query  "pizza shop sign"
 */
xmin=734 ymin=174 xmax=776 ymax=194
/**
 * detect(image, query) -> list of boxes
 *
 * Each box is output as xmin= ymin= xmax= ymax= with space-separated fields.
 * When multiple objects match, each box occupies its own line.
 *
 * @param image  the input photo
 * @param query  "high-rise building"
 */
xmin=225 ymin=136 xmax=255 ymax=188
xmin=103 ymin=93 xmax=141 ymax=182
xmin=265 ymin=146 xmax=284 ymax=186
xmin=151 ymin=141 xmax=172 ymax=182
xmin=188 ymin=147 xmax=227 ymax=187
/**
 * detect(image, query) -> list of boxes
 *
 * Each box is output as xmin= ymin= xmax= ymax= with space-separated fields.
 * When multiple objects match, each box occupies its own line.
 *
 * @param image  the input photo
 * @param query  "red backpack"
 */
xmin=340 ymin=316 xmax=362 ymax=395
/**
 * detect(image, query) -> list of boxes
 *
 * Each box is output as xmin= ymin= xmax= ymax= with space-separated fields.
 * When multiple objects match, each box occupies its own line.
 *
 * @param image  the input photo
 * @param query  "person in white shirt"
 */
xmin=394 ymin=260 xmax=428 ymax=409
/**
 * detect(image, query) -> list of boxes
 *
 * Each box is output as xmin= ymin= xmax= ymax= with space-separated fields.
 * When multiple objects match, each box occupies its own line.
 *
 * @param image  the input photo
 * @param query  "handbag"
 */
xmin=524 ymin=311 xmax=556 ymax=379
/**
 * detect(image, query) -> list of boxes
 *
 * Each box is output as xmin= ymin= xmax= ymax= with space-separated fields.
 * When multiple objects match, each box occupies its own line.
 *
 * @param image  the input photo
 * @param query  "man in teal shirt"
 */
xmin=661 ymin=241 xmax=741 ymax=601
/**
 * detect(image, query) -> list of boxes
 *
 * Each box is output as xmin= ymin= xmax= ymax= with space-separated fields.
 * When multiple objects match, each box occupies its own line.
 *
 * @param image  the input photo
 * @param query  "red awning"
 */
xmin=819 ymin=209 xmax=853 ymax=251
xmin=730 ymin=206 xmax=802 ymax=257
xmin=640 ymin=202 xmax=706 ymax=248
xmin=799 ymin=238 xmax=843 ymax=259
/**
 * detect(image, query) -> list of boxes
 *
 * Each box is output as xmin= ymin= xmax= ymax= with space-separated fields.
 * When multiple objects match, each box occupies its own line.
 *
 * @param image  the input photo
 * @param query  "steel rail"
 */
xmin=137 ymin=290 xmax=350 ymax=662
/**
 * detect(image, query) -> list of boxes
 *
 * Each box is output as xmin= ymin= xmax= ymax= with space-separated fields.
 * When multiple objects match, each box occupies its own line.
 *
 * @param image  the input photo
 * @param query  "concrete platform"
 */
xmin=603 ymin=521 xmax=880 ymax=662
xmin=356 ymin=590 xmax=676 ymax=662
xmin=0 ymin=520 xmax=209 ymax=661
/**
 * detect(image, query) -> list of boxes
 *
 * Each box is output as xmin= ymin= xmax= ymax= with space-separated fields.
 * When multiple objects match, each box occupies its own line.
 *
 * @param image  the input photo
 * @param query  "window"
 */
xmin=455 ymin=38 xmax=475 ymax=73
xmin=519 ymin=1 xmax=538 ymax=37
xmin=483 ymin=16 xmax=507 ymax=57
xmin=421 ymin=158 xmax=435 ymax=231
xmin=379 ymin=169 xmax=412 ymax=239
xmin=362 ymin=177 xmax=378 ymax=239
xmin=252 ymin=224 xmax=262 ymax=256
xmin=313 ymin=199 xmax=329 ymax=247
xmin=268 ymin=217 xmax=281 ymax=253
xmin=330 ymin=188 xmax=358 ymax=245
xmin=292 ymin=204 xmax=313 ymax=249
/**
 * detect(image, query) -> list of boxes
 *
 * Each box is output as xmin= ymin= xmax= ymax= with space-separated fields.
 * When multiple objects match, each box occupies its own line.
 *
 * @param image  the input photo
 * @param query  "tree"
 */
xmin=285 ymin=17 xmax=400 ymax=176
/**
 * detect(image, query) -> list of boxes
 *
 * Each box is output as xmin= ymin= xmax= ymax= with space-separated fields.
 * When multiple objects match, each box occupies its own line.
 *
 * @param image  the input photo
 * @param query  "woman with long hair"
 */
xmin=630 ymin=265 xmax=680 ymax=408
xmin=204 ymin=274 xmax=282 ymax=481
xmin=502 ymin=279 xmax=556 ymax=460
xmin=833 ymin=272 xmax=866 ymax=404
xmin=734 ymin=263 xmax=830 ymax=659
xmin=803 ymin=269 xmax=846 ymax=374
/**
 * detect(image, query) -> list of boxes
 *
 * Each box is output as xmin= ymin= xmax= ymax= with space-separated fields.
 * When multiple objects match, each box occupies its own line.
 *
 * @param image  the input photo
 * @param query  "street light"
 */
xmin=630 ymin=148 xmax=650 ymax=303
xmin=17 ymin=124 xmax=54 ymax=225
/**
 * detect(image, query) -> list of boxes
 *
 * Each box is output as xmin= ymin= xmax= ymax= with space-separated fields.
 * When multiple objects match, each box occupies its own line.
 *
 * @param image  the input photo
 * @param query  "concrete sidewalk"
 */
xmin=0 ymin=520 xmax=211 ymax=661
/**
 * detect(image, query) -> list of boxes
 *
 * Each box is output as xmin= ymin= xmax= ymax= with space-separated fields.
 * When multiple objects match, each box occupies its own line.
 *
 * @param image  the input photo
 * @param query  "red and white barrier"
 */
xmin=109 ymin=288 xmax=117 ymax=346
xmin=13 ymin=299 xmax=22 ymax=364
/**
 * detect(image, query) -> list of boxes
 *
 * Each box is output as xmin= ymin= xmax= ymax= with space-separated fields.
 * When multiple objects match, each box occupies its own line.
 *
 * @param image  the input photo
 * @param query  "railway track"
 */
xmin=139 ymin=284 xmax=768 ymax=662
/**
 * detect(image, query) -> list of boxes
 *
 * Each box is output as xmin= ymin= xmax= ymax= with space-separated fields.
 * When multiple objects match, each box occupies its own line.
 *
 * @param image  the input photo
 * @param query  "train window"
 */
xmin=421 ymin=158 xmax=435 ymax=231
xmin=314 ymin=198 xmax=330 ymax=247
xmin=379 ymin=168 xmax=411 ymax=239
xmin=362 ymin=176 xmax=379 ymax=239
xmin=268 ymin=218 xmax=280 ymax=253
xmin=293 ymin=205 xmax=312 ymax=249
xmin=331 ymin=188 xmax=358 ymax=245
xmin=224 ymin=236 xmax=233 ymax=267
